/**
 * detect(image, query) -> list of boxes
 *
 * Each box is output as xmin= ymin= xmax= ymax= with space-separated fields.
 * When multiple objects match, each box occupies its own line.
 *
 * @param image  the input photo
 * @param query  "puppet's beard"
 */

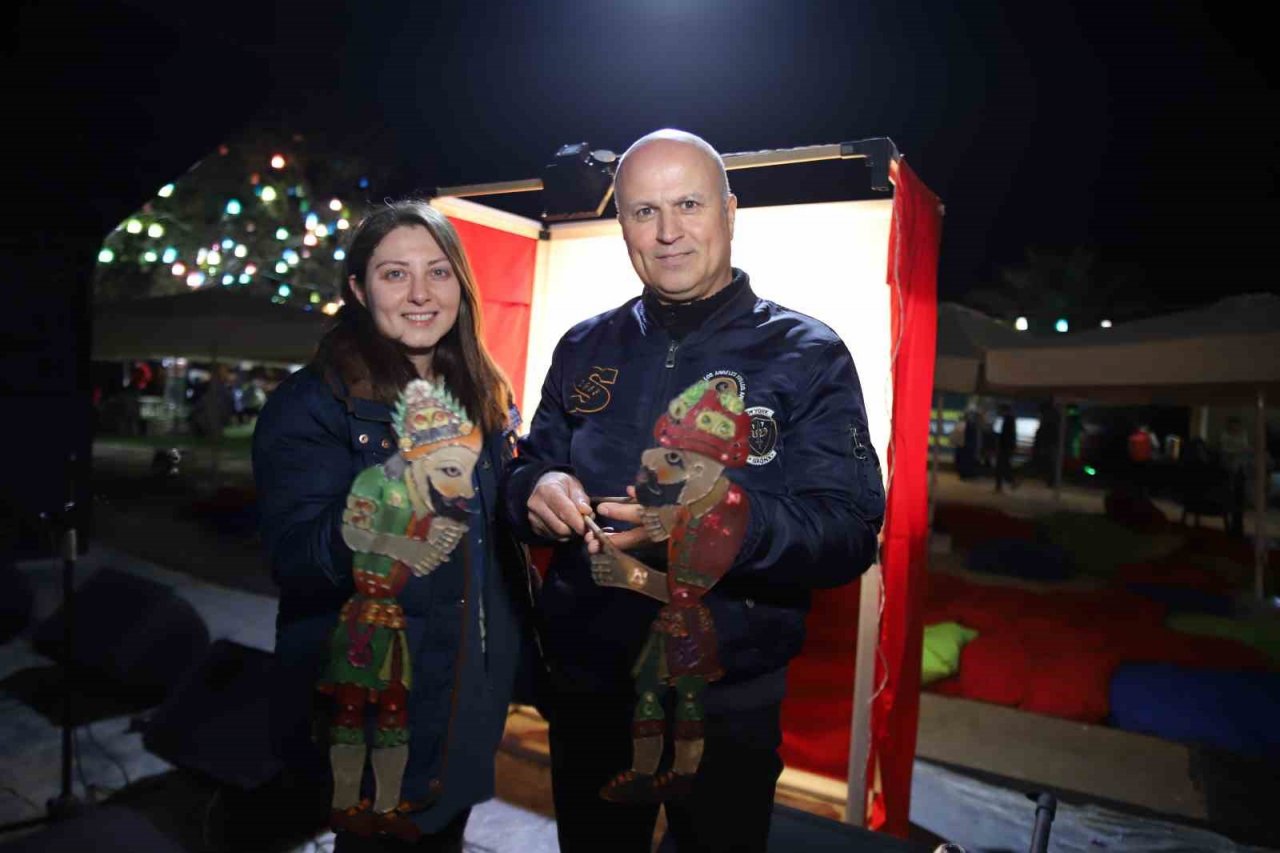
xmin=634 ymin=466 xmax=684 ymax=508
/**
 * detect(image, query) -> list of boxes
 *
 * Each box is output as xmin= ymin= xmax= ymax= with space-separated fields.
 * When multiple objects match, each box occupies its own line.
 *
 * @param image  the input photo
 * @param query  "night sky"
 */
xmin=12 ymin=0 xmax=1279 ymax=309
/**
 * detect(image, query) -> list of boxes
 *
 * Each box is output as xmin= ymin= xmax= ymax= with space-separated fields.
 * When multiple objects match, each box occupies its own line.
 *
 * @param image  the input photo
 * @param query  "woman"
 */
xmin=253 ymin=200 xmax=530 ymax=851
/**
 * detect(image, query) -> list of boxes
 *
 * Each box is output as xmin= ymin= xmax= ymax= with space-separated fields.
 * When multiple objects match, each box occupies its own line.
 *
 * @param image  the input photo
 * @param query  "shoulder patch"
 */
xmin=746 ymin=406 xmax=778 ymax=466
xmin=702 ymin=369 xmax=746 ymax=401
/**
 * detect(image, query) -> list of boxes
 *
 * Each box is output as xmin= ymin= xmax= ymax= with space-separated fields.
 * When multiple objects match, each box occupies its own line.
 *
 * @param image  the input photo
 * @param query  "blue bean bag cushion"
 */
xmin=966 ymin=539 xmax=1074 ymax=582
xmin=1109 ymin=663 xmax=1280 ymax=758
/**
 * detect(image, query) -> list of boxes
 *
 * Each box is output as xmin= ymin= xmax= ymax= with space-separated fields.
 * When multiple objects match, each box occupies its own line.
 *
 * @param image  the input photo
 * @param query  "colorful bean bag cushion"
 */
xmin=1166 ymin=613 xmax=1280 ymax=665
xmin=966 ymin=539 xmax=1074 ymax=582
xmin=1036 ymin=512 xmax=1184 ymax=578
xmin=1109 ymin=663 xmax=1280 ymax=758
xmin=922 ymin=622 xmax=979 ymax=685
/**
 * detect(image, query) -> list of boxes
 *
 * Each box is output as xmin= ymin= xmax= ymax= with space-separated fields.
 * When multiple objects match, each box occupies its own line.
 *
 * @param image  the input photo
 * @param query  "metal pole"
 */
xmin=846 ymin=562 xmax=882 ymax=826
xmin=1255 ymin=389 xmax=1268 ymax=600
xmin=1054 ymin=400 xmax=1066 ymax=499
xmin=929 ymin=392 xmax=941 ymax=530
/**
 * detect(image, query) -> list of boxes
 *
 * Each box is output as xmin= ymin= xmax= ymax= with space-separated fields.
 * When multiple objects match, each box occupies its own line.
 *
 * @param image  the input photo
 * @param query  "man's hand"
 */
xmin=588 ymin=486 xmax=674 ymax=554
xmin=528 ymin=471 xmax=593 ymax=540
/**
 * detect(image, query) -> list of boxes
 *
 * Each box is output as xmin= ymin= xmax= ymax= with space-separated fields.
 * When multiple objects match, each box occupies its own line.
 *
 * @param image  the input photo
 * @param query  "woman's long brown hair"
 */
xmin=313 ymin=200 xmax=511 ymax=434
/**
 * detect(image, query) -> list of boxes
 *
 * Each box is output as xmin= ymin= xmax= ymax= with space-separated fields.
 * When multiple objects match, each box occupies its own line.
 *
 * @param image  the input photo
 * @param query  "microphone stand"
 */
xmin=0 ymin=458 xmax=85 ymax=834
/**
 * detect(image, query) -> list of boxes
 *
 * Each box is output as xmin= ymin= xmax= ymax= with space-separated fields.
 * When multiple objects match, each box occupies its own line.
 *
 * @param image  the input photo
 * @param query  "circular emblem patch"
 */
xmin=746 ymin=406 xmax=778 ymax=466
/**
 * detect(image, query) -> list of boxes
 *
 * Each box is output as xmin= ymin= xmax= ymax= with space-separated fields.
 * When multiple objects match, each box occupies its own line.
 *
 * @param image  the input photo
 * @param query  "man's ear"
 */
xmin=349 ymin=275 xmax=367 ymax=307
xmin=726 ymin=193 xmax=738 ymax=240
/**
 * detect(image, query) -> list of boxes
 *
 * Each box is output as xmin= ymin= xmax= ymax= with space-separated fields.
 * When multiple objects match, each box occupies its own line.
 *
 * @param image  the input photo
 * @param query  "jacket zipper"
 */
xmin=664 ymin=340 xmax=679 ymax=368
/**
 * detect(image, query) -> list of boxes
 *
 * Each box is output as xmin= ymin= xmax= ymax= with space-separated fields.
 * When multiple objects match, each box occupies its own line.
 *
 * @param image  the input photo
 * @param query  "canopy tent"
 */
xmin=984 ymin=293 xmax=1279 ymax=597
xmin=432 ymin=142 xmax=942 ymax=836
xmin=935 ymin=301 xmax=1024 ymax=394
xmin=93 ymin=288 xmax=329 ymax=365
xmin=984 ymin=293 xmax=1280 ymax=404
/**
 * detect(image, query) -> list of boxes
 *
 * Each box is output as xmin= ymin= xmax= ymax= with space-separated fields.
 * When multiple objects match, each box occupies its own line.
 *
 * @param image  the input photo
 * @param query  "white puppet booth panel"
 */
xmin=430 ymin=149 xmax=940 ymax=836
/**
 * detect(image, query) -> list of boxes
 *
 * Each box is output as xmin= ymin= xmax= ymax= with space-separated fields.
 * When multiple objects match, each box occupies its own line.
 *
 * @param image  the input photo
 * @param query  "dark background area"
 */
xmin=5 ymin=0 xmax=1277 ymax=521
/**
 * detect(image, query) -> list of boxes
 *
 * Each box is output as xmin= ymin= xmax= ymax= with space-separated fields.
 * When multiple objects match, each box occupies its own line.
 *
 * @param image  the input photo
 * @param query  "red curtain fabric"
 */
xmin=866 ymin=158 xmax=941 ymax=836
xmin=447 ymin=217 xmax=537 ymax=411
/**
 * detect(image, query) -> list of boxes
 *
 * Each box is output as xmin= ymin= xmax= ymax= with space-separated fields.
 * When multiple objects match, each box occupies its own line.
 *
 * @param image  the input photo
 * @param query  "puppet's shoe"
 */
xmin=375 ymin=802 xmax=424 ymax=842
xmin=652 ymin=770 xmax=696 ymax=801
xmin=330 ymin=798 xmax=375 ymax=836
xmin=599 ymin=770 xmax=660 ymax=803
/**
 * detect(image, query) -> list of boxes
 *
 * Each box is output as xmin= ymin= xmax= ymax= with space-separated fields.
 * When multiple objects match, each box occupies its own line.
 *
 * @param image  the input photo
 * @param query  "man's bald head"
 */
xmin=614 ymin=129 xmax=731 ymax=212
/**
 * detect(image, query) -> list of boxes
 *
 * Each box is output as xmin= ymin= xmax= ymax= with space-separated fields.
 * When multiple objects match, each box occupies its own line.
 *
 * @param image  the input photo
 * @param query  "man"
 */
xmin=994 ymin=404 xmax=1017 ymax=493
xmin=501 ymin=129 xmax=884 ymax=852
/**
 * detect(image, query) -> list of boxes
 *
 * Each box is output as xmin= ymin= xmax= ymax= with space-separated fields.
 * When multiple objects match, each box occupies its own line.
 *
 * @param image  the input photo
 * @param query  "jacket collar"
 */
xmin=633 ymin=268 xmax=756 ymax=338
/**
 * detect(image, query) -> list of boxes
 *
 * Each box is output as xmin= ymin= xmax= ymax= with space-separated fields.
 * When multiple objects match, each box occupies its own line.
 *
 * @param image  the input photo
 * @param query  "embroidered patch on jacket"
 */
xmin=746 ymin=406 xmax=778 ymax=466
xmin=568 ymin=366 xmax=619 ymax=414
xmin=702 ymin=369 xmax=746 ymax=401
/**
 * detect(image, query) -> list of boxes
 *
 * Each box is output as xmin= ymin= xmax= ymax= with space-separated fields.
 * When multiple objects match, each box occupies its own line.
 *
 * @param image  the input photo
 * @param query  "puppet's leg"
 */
xmin=330 ymin=682 xmax=369 ymax=813
xmin=371 ymin=632 xmax=412 ymax=817
xmin=600 ymin=632 xmax=666 ymax=802
xmin=655 ymin=674 xmax=707 ymax=799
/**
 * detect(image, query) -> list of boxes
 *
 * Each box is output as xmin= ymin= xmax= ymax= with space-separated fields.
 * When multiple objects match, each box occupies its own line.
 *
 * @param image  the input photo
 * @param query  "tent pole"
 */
xmin=1255 ymin=388 xmax=1268 ymax=600
xmin=846 ymin=562 xmax=882 ymax=826
xmin=1053 ymin=399 xmax=1066 ymax=499
xmin=928 ymin=391 xmax=941 ymax=530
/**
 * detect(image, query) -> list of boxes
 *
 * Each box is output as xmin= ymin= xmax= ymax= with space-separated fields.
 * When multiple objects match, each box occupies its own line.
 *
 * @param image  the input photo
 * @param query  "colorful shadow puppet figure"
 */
xmin=320 ymin=378 xmax=481 ymax=839
xmin=589 ymin=380 xmax=752 ymax=802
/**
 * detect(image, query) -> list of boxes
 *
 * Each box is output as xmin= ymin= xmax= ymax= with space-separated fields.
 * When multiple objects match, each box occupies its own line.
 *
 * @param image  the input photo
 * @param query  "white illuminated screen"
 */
xmin=524 ymin=200 xmax=895 ymax=472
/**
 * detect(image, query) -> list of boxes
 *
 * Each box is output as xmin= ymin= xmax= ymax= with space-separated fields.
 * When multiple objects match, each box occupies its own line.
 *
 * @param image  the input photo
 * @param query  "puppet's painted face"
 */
xmin=411 ymin=444 xmax=478 ymax=520
xmin=635 ymin=446 xmax=723 ymax=507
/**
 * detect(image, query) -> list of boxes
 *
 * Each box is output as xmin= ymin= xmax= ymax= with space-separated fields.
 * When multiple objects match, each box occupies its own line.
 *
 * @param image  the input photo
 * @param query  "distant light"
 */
xmin=222 ymin=274 xmax=234 ymax=285
xmin=158 ymin=183 xmax=175 ymax=198
xmin=270 ymin=154 xmax=286 ymax=169
xmin=161 ymin=247 xmax=178 ymax=264
xmin=238 ymin=273 xmax=251 ymax=284
xmin=286 ymin=253 xmax=300 ymax=266
xmin=1055 ymin=318 xmax=1069 ymax=333
xmin=1083 ymin=465 xmax=1097 ymax=476
xmin=322 ymin=301 xmax=341 ymax=316
xmin=244 ymin=263 xmax=258 ymax=275
xmin=221 ymin=238 xmax=234 ymax=250
xmin=186 ymin=271 xmax=206 ymax=288
xmin=329 ymin=198 xmax=343 ymax=212
xmin=305 ymin=213 xmax=319 ymax=230
xmin=302 ymin=233 xmax=318 ymax=247
xmin=261 ymin=186 xmax=278 ymax=203
xmin=277 ymin=284 xmax=291 ymax=297
xmin=208 ymin=250 xmax=222 ymax=266
xmin=147 ymin=223 xmax=165 ymax=238
xmin=171 ymin=262 xmax=187 ymax=276
xmin=310 ymin=292 xmax=322 ymax=304
xmin=197 ymin=247 xmax=209 ymax=265
xmin=233 ymin=244 xmax=248 ymax=258
xmin=225 ymin=198 xmax=243 ymax=215
xmin=282 ymin=248 xmax=298 ymax=262
xmin=97 ymin=248 xmax=114 ymax=263
xmin=275 ymin=261 xmax=289 ymax=274
xmin=336 ymin=218 xmax=350 ymax=230
xmin=314 ymin=224 xmax=329 ymax=238
xmin=333 ymin=248 xmax=346 ymax=261
xmin=125 ymin=218 xmax=143 ymax=234
xmin=1100 ymin=319 xmax=1113 ymax=328
xmin=1014 ymin=316 xmax=1028 ymax=331
xmin=276 ymin=227 xmax=289 ymax=240
xmin=142 ymin=250 xmax=158 ymax=263
xmin=358 ymin=177 xmax=369 ymax=189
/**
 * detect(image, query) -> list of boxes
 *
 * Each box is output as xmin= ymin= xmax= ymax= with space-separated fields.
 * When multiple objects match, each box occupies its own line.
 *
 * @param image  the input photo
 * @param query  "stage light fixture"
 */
xmin=541 ymin=142 xmax=618 ymax=222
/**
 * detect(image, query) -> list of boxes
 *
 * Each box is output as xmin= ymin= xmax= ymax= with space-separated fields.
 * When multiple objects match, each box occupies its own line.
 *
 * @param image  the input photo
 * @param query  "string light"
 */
xmin=158 ymin=183 xmax=175 ymax=197
xmin=233 ymin=244 xmax=248 ymax=258
xmin=314 ymin=224 xmax=329 ymax=238
xmin=162 ymin=247 xmax=178 ymax=264
xmin=275 ymin=261 xmax=289 ymax=274
xmin=1055 ymin=318 xmax=1069 ymax=333
xmin=142 ymin=250 xmax=158 ymax=263
xmin=329 ymin=198 xmax=343 ymax=212
xmin=147 ymin=223 xmax=165 ymax=238
xmin=1100 ymin=319 xmax=1113 ymax=328
xmin=1014 ymin=316 xmax=1028 ymax=331
xmin=303 ymin=233 xmax=318 ymax=247
xmin=222 ymin=274 xmax=234 ymax=285
xmin=97 ymin=248 xmax=114 ymax=263
xmin=277 ymin=284 xmax=291 ymax=297
xmin=270 ymin=154 xmax=286 ymax=169
xmin=322 ymin=301 xmax=341 ymax=316
xmin=172 ymin=262 xmax=186 ymax=276
xmin=244 ymin=263 xmax=258 ymax=275
xmin=238 ymin=273 xmax=252 ymax=284
xmin=305 ymin=213 xmax=319 ymax=230
xmin=261 ymin=186 xmax=278 ymax=203
xmin=276 ymin=227 xmax=289 ymax=240
xmin=208 ymin=250 xmax=222 ymax=265
xmin=225 ymin=198 xmax=242 ymax=215
xmin=333 ymin=248 xmax=346 ymax=261
xmin=186 ymin=271 xmax=206 ymax=288
xmin=125 ymin=219 xmax=143 ymax=234
xmin=336 ymin=218 xmax=350 ymax=230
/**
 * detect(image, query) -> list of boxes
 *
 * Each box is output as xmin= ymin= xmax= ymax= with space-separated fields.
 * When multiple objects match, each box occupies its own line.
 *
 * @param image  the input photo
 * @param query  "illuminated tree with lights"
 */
xmin=93 ymin=127 xmax=383 ymax=313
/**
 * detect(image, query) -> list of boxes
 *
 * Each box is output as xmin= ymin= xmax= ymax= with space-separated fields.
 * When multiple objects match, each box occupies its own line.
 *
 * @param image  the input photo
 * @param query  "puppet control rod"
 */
xmin=435 ymin=138 xmax=901 ymax=199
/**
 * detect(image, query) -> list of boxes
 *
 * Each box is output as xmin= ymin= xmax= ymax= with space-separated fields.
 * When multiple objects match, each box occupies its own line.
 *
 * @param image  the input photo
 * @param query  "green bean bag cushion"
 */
xmin=922 ymin=621 xmax=979 ymax=684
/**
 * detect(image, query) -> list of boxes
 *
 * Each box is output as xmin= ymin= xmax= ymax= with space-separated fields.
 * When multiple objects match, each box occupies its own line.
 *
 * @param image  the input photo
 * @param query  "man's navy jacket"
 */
xmin=502 ymin=270 xmax=885 ymax=706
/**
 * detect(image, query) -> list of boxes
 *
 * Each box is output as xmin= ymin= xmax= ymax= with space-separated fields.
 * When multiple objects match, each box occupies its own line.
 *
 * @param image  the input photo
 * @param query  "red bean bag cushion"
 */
xmin=956 ymin=632 xmax=1032 ymax=707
